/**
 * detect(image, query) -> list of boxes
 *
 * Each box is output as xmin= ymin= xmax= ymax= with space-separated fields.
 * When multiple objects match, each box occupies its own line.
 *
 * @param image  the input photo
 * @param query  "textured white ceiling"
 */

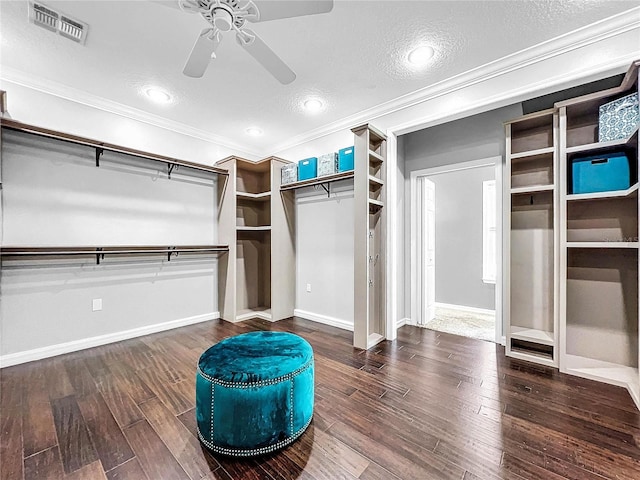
xmin=1 ymin=0 xmax=638 ymax=153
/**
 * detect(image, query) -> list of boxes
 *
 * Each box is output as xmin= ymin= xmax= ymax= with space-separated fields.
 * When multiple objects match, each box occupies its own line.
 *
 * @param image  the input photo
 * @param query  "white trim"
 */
xmin=0 ymin=312 xmax=219 ymax=368
xmin=386 ymin=132 xmax=398 ymax=341
xmin=434 ymin=302 xmax=496 ymax=316
xmin=409 ymin=157 xmax=503 ymax=342
xmin=0 ymin=68 xmax=261 ymax=159
xmin=396 ymin=318 xmax=409 ymax=328
xmin=293 ymin=309 xmax=354 ymax=331
xmin=268 ymin=9 xmax=640 ymax=153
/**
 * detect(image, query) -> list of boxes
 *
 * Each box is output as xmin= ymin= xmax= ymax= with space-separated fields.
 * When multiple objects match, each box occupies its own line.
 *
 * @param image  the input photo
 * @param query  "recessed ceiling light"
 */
xmin=303 ymin=98 xmax=324 ymax=113
xmin=407 ymin=46 xmax=435 ymax=66
xmin=245 ymin=127 xmax=263 ymax=136
xmin=144 ymin=87 xmax=172 ymax=104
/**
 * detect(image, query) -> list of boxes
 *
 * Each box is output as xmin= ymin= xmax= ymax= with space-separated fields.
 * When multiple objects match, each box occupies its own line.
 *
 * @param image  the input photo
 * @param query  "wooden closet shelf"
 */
xmin=280 ymin=171 xmax=354 ymax=191
xmin=1 ymin=245 xmax=228 ymax=264
xmin=566 ymin=127 xmax=638 ymax=155
xmin=1 ymin=118 xmax=229 ymax=177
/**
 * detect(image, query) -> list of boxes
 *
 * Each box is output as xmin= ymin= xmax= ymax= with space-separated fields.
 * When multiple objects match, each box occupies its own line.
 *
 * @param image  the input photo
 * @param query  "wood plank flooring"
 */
xmin=2 ymin=317 xmax=640 ymax=480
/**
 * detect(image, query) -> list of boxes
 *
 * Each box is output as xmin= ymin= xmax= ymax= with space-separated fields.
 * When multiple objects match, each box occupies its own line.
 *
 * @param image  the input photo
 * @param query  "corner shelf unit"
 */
xmin=0 ymin=119 xmax=229 ymax=179
xmin=217 ymin=156 xmax=295 ymax=322
xmin=557 ymin=61 xmax=640 ymax=408
xmin=505 ymin=108 xmax=559 ymax=367
xmin=0 ymin=245 xmax=228 ymax=264
xmin=352 ymin=123 xmax=387 ymax=349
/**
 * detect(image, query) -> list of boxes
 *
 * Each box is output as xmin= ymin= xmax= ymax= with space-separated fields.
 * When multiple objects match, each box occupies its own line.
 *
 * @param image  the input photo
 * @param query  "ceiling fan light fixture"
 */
xmin=407 ymin=45 xmax=435 ymax=66
xmin=245 ymin=127 xmax=263 ymax=136
xmin=144 ymin=87 xmax=172 ymax=104
xmin=303 ymin=98 xmax=324 ymax=113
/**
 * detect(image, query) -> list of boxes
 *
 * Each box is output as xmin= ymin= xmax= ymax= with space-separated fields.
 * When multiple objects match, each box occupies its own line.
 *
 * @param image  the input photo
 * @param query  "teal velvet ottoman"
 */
xmin=196 ymin=331 xmax=314 ymax=456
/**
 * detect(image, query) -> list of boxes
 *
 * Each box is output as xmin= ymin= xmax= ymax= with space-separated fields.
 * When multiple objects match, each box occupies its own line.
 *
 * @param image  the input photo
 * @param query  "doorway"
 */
xmin=410 ymin=157 xmax=502 ymax=343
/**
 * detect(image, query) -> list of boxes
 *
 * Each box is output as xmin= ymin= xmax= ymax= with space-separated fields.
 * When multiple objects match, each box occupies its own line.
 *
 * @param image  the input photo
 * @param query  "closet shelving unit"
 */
xmin=275 ymin=124 xmax=386 ymax=350
xmin=0 ymin=118 xmax=229 ymax=178
xmin=1 ymin=118 xmax=230 ymax=265
xmin=0 ymin=246 xmax=228 ymax=264
xmin=505 ymin=108 xmax=559 ymax=367
xmin=557 ymin=61 xmax=640 ymax=407
xmin=217 ymin=156 xmax=295 ymax=322
xmin=352 ymin=123 xmax=386 ymax=349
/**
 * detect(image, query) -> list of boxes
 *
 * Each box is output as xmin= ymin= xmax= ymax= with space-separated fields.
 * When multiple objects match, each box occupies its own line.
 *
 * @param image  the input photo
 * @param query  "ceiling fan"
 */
xmin=160 ymin=0 xmax=334 ymax=84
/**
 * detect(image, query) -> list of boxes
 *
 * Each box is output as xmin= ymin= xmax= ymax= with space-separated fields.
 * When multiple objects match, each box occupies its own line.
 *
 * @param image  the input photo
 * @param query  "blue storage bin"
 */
xmin=338 ymin=146 xmax=354 ymax=172
xmin=571 ymin=152 xmax=631 ymax=194
xmin=298 ymin=157 xmax=317 ymax=181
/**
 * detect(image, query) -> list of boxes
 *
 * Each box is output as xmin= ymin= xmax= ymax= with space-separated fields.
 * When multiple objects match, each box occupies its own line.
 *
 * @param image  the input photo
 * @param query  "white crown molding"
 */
xmin=0 ymin=67 xmax=262 ymax=158
xmin=2 ymin=7 xmax=638 ymax=159
xmin=268 ymin=7 xmax=640 ymax=153
xmin=0 ymin=311 xmax=219 ymax=368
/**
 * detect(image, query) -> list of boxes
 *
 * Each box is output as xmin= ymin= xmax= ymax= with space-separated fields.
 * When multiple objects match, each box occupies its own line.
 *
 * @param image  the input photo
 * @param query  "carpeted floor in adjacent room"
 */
xmin=424 ymin=305 xmax=495 ymax=342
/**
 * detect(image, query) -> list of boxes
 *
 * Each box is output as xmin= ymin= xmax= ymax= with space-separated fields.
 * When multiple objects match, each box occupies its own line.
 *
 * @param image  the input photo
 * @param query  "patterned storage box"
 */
xmin=281 ymin=163 xmax=297 ymax=185
xmin=317 ymin=152 xmax=338 ymax=177
xmin=599 ymin=92 xmax=639 ymax=142
xmin=338 ymin=146 xmax=355 ymax=172
xmin=298 ymin=157 xmax=317 ymax=181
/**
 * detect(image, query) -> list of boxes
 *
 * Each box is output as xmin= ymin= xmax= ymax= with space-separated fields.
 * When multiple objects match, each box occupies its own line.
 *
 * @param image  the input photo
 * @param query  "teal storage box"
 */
xmin=570 ymin=152 xmax=631 ymax=194
xmin=298 ymin=157 xmax=317 ymax=181
xmin=338 ymin=147 xmax=354 ymax=172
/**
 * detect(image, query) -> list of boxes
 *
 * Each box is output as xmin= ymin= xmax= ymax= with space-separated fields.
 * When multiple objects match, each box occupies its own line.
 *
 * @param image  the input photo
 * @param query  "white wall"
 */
xmin=294 ymin=180 xmax=354 ymax=329
xmin=0 ymin=84 xmax=249 ymax=365
xmin=0 ymin=81 xmax=258 ymax=162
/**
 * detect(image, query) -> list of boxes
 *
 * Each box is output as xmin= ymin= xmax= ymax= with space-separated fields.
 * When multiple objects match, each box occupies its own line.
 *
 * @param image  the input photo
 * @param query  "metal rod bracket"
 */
xmin=96 ymin=148 xmax=104 ymax=167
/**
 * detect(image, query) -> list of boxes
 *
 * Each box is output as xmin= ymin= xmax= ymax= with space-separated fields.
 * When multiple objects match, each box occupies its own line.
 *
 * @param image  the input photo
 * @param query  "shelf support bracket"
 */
xmin=320 ymin=183 xmax=330 ymax=196
xmin=168 ymin=163 xmax=177 ymax=179
xmin=168 ymin=246 xmax=177 ymax=262
xmin=96 ymin=247 xmax=104 ymax=265
xmin=96 ymin=148 xmax=104 ymax=167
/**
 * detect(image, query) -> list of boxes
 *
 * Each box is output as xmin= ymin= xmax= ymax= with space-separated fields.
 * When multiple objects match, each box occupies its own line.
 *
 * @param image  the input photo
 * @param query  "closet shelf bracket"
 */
xmin=313 ymin=182 xmax=330 ymax=197
xmin=96 ymin=247 xmax=105 ymax=265
xmin=96 ymin=148 xmax=104 ymax=167
xmin=168 ymin=163 xmax=178 ymax=179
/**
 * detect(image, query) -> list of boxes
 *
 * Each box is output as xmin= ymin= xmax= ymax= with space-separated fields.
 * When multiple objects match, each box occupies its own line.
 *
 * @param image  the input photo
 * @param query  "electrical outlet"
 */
xmin=92 ymin=298 xmax=102 ymax=311
xmin=306 ymin=283 xmax=311 ymax=293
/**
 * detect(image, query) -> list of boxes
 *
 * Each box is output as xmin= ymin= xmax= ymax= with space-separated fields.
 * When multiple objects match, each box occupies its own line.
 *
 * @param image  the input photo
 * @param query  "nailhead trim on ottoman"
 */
xmin=195 ymin=331 xmax=314 ymax=456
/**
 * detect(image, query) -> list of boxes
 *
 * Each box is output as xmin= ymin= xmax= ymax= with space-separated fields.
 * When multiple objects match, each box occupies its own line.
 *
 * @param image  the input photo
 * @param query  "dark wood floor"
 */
xmin=2 ymin=317 xmax=640 ymax=480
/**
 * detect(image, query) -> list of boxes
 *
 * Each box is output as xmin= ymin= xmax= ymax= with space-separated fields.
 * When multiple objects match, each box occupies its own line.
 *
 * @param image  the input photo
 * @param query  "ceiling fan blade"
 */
xmin=150 ymin=0 xmax=200 ymax=13
xmin=183 ymin=28 xmax=219 ymax=78
xmin=237 ymin=29 xmax=296 ymax=84
xmin=249 ymin=0 xmax=333 ymax=22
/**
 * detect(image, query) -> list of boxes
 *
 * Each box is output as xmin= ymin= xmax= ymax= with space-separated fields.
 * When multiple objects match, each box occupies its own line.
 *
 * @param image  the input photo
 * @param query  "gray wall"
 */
xmin=401 ymin=104 xmax=523 ymax=316
xmin=430 ymin=166 xmax=495 ymax=310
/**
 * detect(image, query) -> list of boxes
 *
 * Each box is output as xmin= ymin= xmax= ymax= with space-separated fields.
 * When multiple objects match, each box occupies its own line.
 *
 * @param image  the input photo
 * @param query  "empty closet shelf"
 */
xmin=1 ymin=245 xmax=229 ymax=264
xmin=510 ymin=327 xmax=554 ymax=346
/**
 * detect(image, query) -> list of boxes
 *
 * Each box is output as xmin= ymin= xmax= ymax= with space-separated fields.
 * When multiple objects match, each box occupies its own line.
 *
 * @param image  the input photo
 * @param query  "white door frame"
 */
xmin=408 ymin=157 xmax=503 ymax=343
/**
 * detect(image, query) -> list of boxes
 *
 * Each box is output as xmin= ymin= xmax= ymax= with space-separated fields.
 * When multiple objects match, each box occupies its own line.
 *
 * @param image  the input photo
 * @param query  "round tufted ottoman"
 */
xmin=195 ymin=331 xmax=314 ymax=456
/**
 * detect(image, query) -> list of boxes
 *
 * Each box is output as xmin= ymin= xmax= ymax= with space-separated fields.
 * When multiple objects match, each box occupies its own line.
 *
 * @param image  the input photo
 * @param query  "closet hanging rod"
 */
xmin=1 ymin=118 xmax=229 ymax=177
xmin=1 ymin=245 xmax=229 ymax=264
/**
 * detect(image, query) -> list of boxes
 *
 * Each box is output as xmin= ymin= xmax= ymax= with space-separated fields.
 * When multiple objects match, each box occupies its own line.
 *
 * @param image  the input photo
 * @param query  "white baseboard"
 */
xmin=396 ymin=317 xmax=410 ymax=328
xmin=0 ymin=312 xmax=220 ymax=368
xmin=294 ymin=309 xmax=354 ymax=331
xmin=434 ymin=302 xmax=496 ymax=316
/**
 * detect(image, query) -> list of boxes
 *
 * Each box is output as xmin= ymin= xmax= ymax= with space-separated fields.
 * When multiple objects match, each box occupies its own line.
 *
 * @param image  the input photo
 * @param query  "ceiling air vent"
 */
xmin=28 ymin=2 xmax=88 ymax=45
